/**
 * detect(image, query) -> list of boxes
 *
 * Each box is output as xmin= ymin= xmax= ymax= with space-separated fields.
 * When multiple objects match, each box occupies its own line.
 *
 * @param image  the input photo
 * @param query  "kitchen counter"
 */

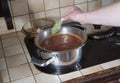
xmin=64 ymin=65 xmax=120 ymax=83
xmin=0 ymin=32 xmax=120 ymax=83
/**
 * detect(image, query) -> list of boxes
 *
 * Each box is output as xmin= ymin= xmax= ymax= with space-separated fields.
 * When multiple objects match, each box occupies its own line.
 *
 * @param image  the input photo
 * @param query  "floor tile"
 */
xmin=18 ymin=36 xmax=31 ymax=62
xmin=80 ymin=65 xmax=103 ymax=76
xmin=28 ymin=0 xmax=44 ymax=13
xmin=6 ymin=53 xmax=27 ymax=68
xmin=18 ymin=35 xmax=25 ymax=45
xmin=9 ymin=64 xmax=32 ymax=81
xmin=0 ymin=22 xmax=15 ymax=35
xmin=60 ymin=6 xmax=73 ymax=17
xmin=0 ymin=40 xmax=2 ymax=49
xmin=0 ymin=69 xmax=10 ymax=83
xmin=18 ymin=36 xmax=28 ymax=52
xmin=59 ymin=71 xmax=82 ymax=82
xmin=0 ymin=48 xmax=4 ymax=58
xmin=0 ymin=58 xmax=7 ymax=70
xmin=100 ymin=59 xmax=120 ymax=69
xmin=1 ymin=32 xmax=17 ymax=40
xmin=10 ymin=0 xmax=29 ymax=16
xmin=60 ymin=0 xmax=73 ymax=7
xmin=14 ymin=15 xmax=30 ymax=31
xmin=2 ymin=37 xmax=20 ymax=48
xmin=0 ymin=76 xmax=3 ymax=83
xmin=101 ymin=0 xmax=114 ymax=7
xmin=44 ymin=0 xmax=59 ymax=10
xmin=19 ymin=38 xmax=28 ymax=53
xmin=75 ymin=3 xmax=87 ymax=12
xmin=88 ymin=0 xmax=101 ymax=11
xmin=5 ymin=82 xmax=10 ymax=83
xmin=17 ymin=31 xmax=25 ymax=37
xmin=115 ymin=0 xmax=119 ymax=2
xmin=24 ymin=50 xmax=31 ymax=62
xmin=35 ymin=73 xmax=61 ymax=83
xmin=29 ymin=63 xmax=41 ymax=75
xmin=11 ymin=76 xmax=36 ymax=83
xmin=4 ymin=45 xmax=24 ymax=56
xmin=74 ymin=0 xmax=87 ymax=4
xmin=30 ymin=11 xmax=45 ymax=20
xmin=46 ymin=9 xmax=60 ymax=21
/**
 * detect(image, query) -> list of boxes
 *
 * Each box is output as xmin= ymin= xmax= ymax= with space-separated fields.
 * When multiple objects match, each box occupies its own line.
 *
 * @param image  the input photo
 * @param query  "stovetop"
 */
xmin=24 ymin=27 xmax=120 ymax=75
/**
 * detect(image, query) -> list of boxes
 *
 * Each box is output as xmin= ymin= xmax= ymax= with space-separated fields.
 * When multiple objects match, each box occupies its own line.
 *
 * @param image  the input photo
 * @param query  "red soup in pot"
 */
xmin=38 ymin=34 xmax=83 ymax=51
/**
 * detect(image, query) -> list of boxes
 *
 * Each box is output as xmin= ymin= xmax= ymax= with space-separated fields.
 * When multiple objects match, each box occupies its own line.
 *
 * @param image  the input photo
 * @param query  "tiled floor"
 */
xmin=0 ymin=32 xmax=120 ymax=83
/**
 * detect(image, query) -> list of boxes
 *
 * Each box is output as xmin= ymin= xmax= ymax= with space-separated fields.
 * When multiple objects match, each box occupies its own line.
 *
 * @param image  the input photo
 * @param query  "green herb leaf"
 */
xmin=51 ymin=20 xmax=62 ymax=34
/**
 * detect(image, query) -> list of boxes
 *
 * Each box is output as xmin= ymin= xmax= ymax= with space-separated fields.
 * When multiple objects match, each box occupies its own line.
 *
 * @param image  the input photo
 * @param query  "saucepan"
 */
xmin=31 ymin=23 xmax=87 ymax=68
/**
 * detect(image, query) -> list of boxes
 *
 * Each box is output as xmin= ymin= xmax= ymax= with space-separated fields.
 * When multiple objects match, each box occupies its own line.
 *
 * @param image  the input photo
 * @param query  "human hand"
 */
xmin=61 ymin=6 xmax=84 ymax=23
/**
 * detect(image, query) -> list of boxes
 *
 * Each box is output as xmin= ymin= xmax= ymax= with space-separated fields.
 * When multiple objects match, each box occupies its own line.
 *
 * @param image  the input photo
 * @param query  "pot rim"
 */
xmin=34 ymin=26 xmax=87 ymax=53
xmin=38 ymin=42 xmax=86 ymax=53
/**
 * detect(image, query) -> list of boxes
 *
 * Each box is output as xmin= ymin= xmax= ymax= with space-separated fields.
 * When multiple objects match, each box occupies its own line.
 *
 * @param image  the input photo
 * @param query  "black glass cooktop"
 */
xmin=24 ymin=27 xmax=120 ymax=75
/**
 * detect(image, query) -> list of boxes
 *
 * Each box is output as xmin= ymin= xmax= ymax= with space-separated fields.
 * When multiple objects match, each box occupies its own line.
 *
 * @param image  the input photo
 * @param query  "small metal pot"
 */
xmin=32 ymin=25 xmax=87 ymax=67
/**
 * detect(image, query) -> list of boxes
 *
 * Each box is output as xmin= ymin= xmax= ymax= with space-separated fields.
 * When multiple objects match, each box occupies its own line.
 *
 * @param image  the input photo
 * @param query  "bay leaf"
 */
xmin=51 ymin=20 xmax=62 ymax=34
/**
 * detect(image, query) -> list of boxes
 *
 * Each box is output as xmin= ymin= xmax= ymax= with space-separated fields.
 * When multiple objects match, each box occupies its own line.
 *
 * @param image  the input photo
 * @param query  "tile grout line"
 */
xmin=12 ymin=2 xmax=87 ymax=18
xmin=0 ymin=35 xmax=12 ymax=83
xmin=73 ymin=0 xmax=75 ymax=5
xmin=0 ymin=32 xmax=17 ymax=40
xmin=1 ymin=37 xmax=21 ymax=49
xmin=58 ymin=0 xmax=62 ymax=19
xmin=17 ymin=32 xmax=37 ymax=83
xmin=43 ymin=0 xmax=47 ymax=19
xmin=27 ymin=0 xmax=35 ymax=29
xmin=87 ymin=0 xmax=89 ymax=12
xmin=42 ymin=0 xmax=48 ymax=28
xmin=100 ymin=59 xmax=120 ymax=69
xmin=79 ymin=69 xmax=85 ymax=77
xmin=57 ymin=75 xmax=63 ymax=83
xmin=9 ymin=0 xmax=18 ymax=32
xmin=17 ymin=32 xmax=63 ymax=83
xmin=0 ymin=32 xmax=31 ymax=82
xmin=8 ymin=74 xmax=34 ymax=82
xmin=5 ymin=53 xmax=30 ymax=68
xmin=83 ymin=65 xmax=103 ymax=75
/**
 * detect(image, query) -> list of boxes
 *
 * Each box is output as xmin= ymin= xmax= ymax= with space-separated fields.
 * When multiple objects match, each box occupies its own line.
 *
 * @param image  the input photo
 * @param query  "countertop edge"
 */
xmin=63 ymin=65 xmax=120 ymax=83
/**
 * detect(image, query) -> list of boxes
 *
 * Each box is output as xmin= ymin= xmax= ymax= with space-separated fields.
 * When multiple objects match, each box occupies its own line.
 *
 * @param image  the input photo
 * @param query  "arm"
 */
xmin=62 ymin=1 xmax=120 ymax=27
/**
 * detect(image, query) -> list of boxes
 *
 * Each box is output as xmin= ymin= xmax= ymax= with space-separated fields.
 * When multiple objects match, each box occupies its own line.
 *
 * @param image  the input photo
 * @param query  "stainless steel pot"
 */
xmin=32 ymin=26 xmax=87 ymax=67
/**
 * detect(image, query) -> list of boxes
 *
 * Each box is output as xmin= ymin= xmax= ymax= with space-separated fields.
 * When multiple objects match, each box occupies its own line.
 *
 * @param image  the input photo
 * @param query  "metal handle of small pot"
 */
xmin=31 ymin=56 xmax=55 ymax=67
xmin=31 ymin=50 xmax=56 ymax=67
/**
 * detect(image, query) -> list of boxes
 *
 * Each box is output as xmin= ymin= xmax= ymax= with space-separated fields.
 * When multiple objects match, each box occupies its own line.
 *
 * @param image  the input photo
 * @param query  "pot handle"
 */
xmin=31 ymin=50 xmax=55 ymax=67
xmin=31 ymin=56 xmax=55 ymax=67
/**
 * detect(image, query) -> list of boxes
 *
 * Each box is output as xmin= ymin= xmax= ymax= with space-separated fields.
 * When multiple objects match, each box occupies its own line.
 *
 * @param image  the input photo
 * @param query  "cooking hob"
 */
xmin=24 ymin=27 xmax=120 ymax=75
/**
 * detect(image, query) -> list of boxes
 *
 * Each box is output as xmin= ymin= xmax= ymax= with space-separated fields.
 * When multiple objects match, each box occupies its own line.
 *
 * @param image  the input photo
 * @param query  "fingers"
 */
xmin=61 ymin=6 xmax=83 ymax=22
xmin=62 ymin=6 xmax=78 ymax=21
xmin=63 ymin=6 xmax=76 ymax=16
xmin=62 ymin=13 xmax=71 ymax=21
xmin=64 ymin=6 xmax=80 ymax=16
